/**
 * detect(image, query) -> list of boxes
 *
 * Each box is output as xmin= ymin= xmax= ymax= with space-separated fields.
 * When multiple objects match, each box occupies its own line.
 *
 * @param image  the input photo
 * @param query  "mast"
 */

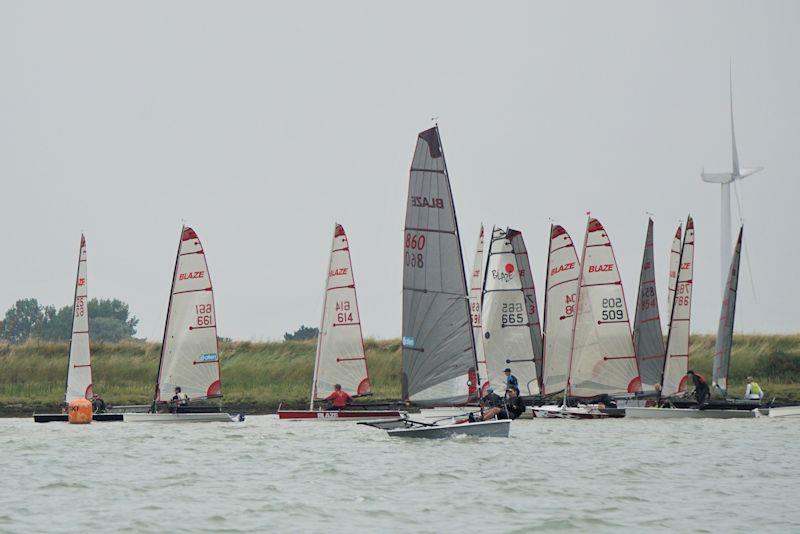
xmin=154 ymin=225 xmax=184 ymax=405
xmin=632 ymin=219 xmax=665 ymax=391
xmin=712 ymin=226 xmax=743 ymax=397
xmin=64 ymin=234 xmax=92 ymax=402
xmin=565 ymin=218 xmax=590 ymax=400
xmin=661 ymin=216 xmax=695 ymax=396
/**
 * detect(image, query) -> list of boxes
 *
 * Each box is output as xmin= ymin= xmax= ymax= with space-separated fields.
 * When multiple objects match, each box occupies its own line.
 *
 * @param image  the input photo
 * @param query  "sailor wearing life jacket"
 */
xmin=744 ymin=376 xmax=764 ymax=401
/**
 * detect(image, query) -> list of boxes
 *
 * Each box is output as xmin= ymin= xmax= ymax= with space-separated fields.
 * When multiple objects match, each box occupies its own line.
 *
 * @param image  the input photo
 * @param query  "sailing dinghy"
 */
xmin=533 ymin=218 xmax=639 ymax=419
xmin=278 ymin=224 xmax=401 ymax=421
xmin=34 ymin=236 xmax=124 ymax=423
xmin=124 ymin=227 xmax=241 ymax=423
xmin=367 ymin=126 xmax=508 ymax=438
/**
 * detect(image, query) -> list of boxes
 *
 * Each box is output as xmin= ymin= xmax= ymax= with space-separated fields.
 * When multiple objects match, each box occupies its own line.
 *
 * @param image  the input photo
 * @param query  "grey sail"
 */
xmin=508 ymin=228 xmax=544 ymax=390
xmin=402 ymin=126 xmax=477 ymax=406
xmin=712 ymin=226 xmax=743 ymax=396
xmin=632 ymin=219 xmax=665 ymax=390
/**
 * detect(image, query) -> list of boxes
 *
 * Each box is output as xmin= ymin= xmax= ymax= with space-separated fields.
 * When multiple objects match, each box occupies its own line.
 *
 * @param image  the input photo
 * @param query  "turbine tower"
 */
xmin=701 ymin=67 xmax=762 ymax=292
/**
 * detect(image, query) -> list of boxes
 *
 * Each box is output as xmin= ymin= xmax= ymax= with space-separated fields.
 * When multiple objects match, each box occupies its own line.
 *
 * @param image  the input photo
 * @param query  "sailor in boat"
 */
xmin=687 ymin=370 xmax=710 ymax=406
xmin=91 ymin=394 xmax=106 ymax=414
xmin=468 ymin=387 xmax=519 ymax=422
xmin=172 ymin=387 xmax=189 ymax=407
xmin=325 ymin=384 xmax=352 ymax=410
xmin=504 ymin=368 xmax=519 ymax=393
xmin=744 ymin=377 xmax=764 ymax=401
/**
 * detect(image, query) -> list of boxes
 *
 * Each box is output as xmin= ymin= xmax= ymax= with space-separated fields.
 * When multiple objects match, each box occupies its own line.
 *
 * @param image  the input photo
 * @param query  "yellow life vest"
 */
xmin=750 ymin=382 xmax=762 ymax=395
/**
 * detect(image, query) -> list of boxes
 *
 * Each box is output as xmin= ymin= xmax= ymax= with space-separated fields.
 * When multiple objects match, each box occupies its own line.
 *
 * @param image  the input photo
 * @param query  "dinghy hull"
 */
xmin=278 ymin=410 xmax=401 ymax=421
xmin=625 ymin=407 xmax=763 ymax=419
xmin=33 ymin=413 xmax=124 ymax=423
xmin=387 ymin=419 xmax=510 ymax=439
xmin=531 ymin=405 xmax=609 ymax=419
xmin=123 ymin=412 xmax=242 ymax=423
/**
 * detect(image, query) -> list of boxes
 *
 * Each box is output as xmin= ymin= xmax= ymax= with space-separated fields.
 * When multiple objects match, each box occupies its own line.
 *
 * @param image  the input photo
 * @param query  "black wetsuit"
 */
xmin=92 ymin=398 xmax=106 ymax=414
xmin=692 ymin=374 xmax=710 ymax=405
xmin=500 ymin=395 xmax=526 ymax=420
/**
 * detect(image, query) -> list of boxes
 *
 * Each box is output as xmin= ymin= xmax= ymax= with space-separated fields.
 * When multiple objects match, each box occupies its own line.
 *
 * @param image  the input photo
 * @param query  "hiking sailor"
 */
xmin=687 ymin=370 xmax=710 ymax=406
xmin=504 ymin=368 xmax=519 ymax=394
xmin=91 ymin=394 xmax=106 ymax=414
xmin=172 ymin=386 xmax=189 ymax=406
xmin=744 ymin=376 xmax=764 ymax=401
xmin=326 ymin=384 xmax=352 ymax=410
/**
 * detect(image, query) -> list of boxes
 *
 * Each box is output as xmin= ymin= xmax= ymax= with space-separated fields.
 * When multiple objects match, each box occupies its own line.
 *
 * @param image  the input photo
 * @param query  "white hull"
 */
xmin=625 ymin=407 xmax=762 ymax=419
xmin=532 ymin=404 xmax=608 ymax=419
xmin=387 ymin=419 xmax=510 ymax=439
xmin=123 ymin=412 xmax=241 ymax=423
xmin=416 ymin=407 xmax=480 ymax=421
xmin=767 ymin=406 xmax=800 ymax=418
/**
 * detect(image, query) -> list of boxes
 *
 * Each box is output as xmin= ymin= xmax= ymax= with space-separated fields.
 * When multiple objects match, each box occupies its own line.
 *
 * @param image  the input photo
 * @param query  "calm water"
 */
xmin=1 ymin=415 xmax=798 ymax=533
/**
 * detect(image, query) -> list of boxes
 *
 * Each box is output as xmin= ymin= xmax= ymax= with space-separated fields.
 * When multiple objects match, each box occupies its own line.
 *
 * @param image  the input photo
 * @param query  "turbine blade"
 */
xmin=701 ymin=172 xmax=734 ymax=183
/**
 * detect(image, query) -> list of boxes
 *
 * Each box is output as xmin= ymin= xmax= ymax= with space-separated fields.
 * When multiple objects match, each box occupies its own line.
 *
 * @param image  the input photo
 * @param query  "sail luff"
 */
xmin=661 ymin=216 xmax=695 ymax=396
xmin=64 ymin=234 xmax=92 ymax=402
xmin=508 ymin=228 xmax=544 ymax=391
xmin=154 ymin=226 xmax=184 ymax=404
xmin=632 ymin=219 xmax=665 ymax=390
xmin=469 ymin=225 xmax=489 ymax=392
xmin=565 ymin=218 xmax=590 ymax=398
xmin=401 ymin=126 xmax=477 ymax=405
xmin=666 ymin=224 xmax=682 ymax=325
xmin=309 ymin=224 xmax=335 ymax=411
xmin=712 ymin=226 xmax=743 ymax=396
xmin=312 ymin=223 xmax=371 ymax=403
xmin=541 ymin=225 xmax=581 ymax=396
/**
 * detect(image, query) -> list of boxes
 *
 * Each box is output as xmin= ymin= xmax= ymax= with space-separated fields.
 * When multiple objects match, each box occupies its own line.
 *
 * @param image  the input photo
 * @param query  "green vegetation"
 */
xmin=1 ymin=334 xmax=798 ymax=416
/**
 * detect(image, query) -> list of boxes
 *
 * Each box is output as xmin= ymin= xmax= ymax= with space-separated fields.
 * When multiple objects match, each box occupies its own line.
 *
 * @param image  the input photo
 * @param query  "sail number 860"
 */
xmin=405 ymin=233 xmax=426 ymax=269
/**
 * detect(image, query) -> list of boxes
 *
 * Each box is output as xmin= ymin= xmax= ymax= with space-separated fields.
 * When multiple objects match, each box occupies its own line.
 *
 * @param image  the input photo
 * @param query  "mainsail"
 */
xmin=542 ymin=225 xmax=580 ymax=395
xmin=311 ymin=223 xmax=371 ymax=408
xmin=468 ymin=225 xmax=490 ymax=393
xmin=632 ymin=219 xmax=665 ymax=390
xmin=666 ymin=224 xmax=682 ymax=321
xmin=712 ymin=226 xmax=743 ymax=396
xmin=65 ymin=234 xmax=92 ymax=402
xmin=508 ymin=228 xmax=544 ymax=390
xmin=481 ymin=227 xmax=539 ymax=395
xmin=661 ymin=216 xmax=695 ymax=396
xmin=541 ymin=225 xmax=580 ymax=395
xmin=402 ymin=126 xmax=477 ymax=405
xmin=567 ymin=218 xmax=639 ymax=398
xmin=154 ymin=226 xmax=222 ymax=403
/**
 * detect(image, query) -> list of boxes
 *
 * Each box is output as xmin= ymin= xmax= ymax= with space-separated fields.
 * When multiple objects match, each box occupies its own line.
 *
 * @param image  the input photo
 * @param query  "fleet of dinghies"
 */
xmin=31 ymin=125 xmax=791 ymax=434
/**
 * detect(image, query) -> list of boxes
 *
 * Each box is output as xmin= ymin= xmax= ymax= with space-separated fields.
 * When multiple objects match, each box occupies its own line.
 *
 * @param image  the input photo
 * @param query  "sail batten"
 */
xmin=633 ymin=219 xmax=665 ymax=390
xmin=154 ymin=226 xmax=221 ymax=403
xmin=65 ymin=235 xmax=93 ymax=402
xmin=662 ymin=216 xmax=695 ymax=396
xmin=712 ymin=227 xmax=743 ymax=396
xmin=402 ymin=127 xmax=477 ymax=406
xmin=541 ymin=225 xmax=580 ymax=395
xmin=311 ymin=224 xmax=371 ymax=408
xmin=481 ymin=227 xmax=540 ymax=395
xmin=566 ymin=218 xmax=639 ymax=398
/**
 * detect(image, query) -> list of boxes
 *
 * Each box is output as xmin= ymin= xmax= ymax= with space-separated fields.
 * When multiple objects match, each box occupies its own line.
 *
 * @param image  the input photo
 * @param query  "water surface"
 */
xmin=1 ymin=415 xmax=798 ymax=532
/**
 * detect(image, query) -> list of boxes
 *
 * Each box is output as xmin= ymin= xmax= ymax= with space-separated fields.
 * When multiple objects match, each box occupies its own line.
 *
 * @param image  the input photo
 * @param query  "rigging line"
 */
xmin=733 ymin=180 xmax=758 ymax=303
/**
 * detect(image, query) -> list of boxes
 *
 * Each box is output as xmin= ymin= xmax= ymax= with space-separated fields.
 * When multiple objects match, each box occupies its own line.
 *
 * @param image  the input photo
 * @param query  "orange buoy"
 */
xmin=68 ymin=398 xmax=93 ymax=424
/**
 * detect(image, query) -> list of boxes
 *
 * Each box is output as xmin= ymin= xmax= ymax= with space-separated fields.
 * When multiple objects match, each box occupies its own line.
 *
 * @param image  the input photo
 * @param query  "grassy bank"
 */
xmin=1 ymin=335 xmax=799 ymax=415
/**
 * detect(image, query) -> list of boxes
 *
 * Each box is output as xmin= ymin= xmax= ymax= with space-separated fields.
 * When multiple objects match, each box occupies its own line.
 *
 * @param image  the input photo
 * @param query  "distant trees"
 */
xmin=284 ymin=325 xmax=319 ymax=341
xmin=0 ymin=298 xmax=139 ymax=344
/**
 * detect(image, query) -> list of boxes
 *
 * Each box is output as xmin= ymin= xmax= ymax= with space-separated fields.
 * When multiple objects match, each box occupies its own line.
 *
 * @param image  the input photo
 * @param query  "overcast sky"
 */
xmin=1 ymin=1 xmax=797 ymax=341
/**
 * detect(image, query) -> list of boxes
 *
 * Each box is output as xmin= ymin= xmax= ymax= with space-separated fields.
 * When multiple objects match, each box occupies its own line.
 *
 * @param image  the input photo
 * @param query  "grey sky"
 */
xmin=1 ymin=1 xmax=798 ymax=340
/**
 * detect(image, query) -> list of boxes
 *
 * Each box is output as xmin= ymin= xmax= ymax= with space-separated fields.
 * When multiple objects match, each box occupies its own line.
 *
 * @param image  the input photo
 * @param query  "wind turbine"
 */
xmin=701 ymin=67 xmax=763 ymax=293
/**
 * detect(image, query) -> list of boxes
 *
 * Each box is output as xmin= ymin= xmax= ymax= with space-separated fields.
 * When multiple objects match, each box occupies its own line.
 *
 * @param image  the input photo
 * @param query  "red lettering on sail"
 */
xmin=681 ymin=262 xmax=691 ymax=270
xmin=550 ymin=262 xmax=575 ymax=276
xmin=329 ymin=268 xmax=349 ymax=277
xmin=589 ymin=264 xmax=613 ymax=273
xmin=77 ymin=277 xmax=86 ymax=286
xmin=179 ymin=271 xmax=205 ymax=281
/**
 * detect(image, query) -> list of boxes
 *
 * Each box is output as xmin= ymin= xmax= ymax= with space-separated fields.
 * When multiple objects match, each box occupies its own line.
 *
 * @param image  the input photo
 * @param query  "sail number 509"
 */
xmin=601 ymin=297 xmax=623 ymax=321
xmin=404 ymin=233 xmax=425 ymax=269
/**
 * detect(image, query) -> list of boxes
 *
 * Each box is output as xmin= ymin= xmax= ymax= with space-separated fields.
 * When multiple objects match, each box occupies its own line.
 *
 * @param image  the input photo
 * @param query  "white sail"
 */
xmin=567 ymin=218 xmax=639 ymax=398
xmin=508 ymin=228 xmax=544 ymax=389
xmin=468 ymin=225 xmax=489 ymax=393
xmin=712 ymin=226 xmax=743 ymax=396
xmin=481 ymin=227 xmax=540 ymax=395
xmin=65 ymin=234 xmax=92 ymax=402
xmin=662 ymin=216 xmax=695 ymax=396
xmin=311 ymin=223 xmax=370 ymax=408
xmin=155 ymin=226 xmax=221 ymax=403
xmin=666 ymin=224 xmax=682 ymax=322
xmin=541 ymin=225 xmax=580 ymax=395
